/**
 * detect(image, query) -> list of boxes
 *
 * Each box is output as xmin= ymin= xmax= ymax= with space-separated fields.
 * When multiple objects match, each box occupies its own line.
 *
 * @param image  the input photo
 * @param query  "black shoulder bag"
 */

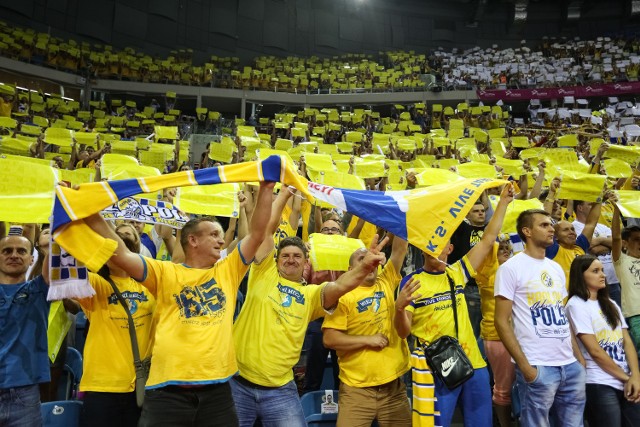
xmin=105 ymin=277 xmax=151 ymax=407
xmin=422 ymin=273 xmax=474 ymax=390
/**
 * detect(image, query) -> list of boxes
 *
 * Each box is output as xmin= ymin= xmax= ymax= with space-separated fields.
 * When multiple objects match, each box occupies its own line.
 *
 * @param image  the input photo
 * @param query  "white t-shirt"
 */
xmin=573 ymin=220 xmax=619 ymax=285
xmin=614 ymin=252 xmax=640 ymax=318
xmin=566 ymin=296 xmax=629 ymax=390
xmin=495 ymin=252 xmax=575 ymax=366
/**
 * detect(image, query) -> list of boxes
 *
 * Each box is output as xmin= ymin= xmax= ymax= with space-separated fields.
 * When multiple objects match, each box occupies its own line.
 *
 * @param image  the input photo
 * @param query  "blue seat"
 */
xmin=61 ymin=347 xmax=83 ymax=400
xmin=41 ymin=400 xmax=83 ymax=427
xmin=301 ymin=390 xmax=339 ymax=426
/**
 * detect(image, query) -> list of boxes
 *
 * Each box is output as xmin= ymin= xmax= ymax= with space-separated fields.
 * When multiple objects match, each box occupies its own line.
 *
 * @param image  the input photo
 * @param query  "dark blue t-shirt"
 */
xmin=0 ymin=276 xmax=50 ymax=388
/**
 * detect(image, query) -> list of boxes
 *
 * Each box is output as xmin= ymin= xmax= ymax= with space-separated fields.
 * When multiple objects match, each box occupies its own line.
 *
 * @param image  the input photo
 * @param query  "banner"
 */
xmin=307 ymin=177 xmax=507 ymax=258
xmin=101 ymin=197 xmax=190 ymax=228
xmin=477 ymin=81 xmax=640 ymax=102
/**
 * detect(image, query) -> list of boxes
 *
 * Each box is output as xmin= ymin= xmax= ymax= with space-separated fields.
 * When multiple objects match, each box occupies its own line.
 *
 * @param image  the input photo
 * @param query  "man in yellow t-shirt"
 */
xmin=231 ymin=186 xmax=389 ymax=427
xmin=322 ymin=235 xmax=410 ymax=427
xmin=395 ymin=183 xmax=514 ymax=427
xmin=79 ymin=226 xmax=156 ymax=427
xmin=86 ymin=181 xmax=275 ymax=427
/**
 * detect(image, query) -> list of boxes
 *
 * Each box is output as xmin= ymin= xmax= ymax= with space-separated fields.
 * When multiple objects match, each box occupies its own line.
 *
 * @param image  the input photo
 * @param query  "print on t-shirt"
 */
xmin=356 ymin=291 xmax=385 ymax=313
xmin=173 ymin=278 xmax=227 ymax=320
xmin=528 ymin=270 xmax=570 ymax=340
xmin=277 ymin=283 xmax=306 ymax=307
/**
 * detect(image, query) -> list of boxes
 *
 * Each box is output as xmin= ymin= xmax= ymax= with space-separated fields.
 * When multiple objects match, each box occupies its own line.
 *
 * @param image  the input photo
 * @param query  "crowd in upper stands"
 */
xmin=3 ymin=19 xmax=640 ymax=94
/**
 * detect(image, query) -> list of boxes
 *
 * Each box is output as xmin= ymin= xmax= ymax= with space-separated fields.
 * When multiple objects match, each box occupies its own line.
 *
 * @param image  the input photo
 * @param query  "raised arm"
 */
xmin=85 ymin=213 xmax=145 ymax=280
xmin=581 ymin=195 xmax=604 ymax=244
xmin=612 ymin=204 xmax=622 ymax=263
xmin=528 ymin=161 xmax=546 ymax=200
xmin=253 ymin=184 xmax=289 ymax=263
xmin=388 ymin=234 xmax=408 ymax=275
xmin=238 ymin=181 xmax=276 ymax=263
xmin=394 ymin=276 xmax=421 ymax=339
xmin=466 ymin=183 xmax=514 ymax=271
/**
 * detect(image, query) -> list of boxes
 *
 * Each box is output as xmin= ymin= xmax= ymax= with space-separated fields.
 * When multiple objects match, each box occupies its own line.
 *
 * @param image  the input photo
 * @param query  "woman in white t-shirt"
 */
xmin=566 ymin=254 xmax=640 ymax=427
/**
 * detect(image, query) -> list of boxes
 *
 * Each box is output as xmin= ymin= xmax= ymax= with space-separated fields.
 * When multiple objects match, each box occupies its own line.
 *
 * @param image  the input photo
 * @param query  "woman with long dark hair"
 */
xmin=565 ymin=254 xmax=640 ymax=426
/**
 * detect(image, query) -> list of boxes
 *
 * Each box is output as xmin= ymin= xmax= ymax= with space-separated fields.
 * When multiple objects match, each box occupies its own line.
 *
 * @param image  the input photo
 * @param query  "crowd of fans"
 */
xmin=4 ymin=19 xmax=640 ymax=94
xmin=3 ymin=17 xmax=640 ymax=427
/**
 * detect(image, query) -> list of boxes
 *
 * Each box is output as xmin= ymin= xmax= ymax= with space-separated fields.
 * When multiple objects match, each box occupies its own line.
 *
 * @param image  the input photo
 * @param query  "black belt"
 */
xmin=233 ymin=376 xmax=280 ymax=390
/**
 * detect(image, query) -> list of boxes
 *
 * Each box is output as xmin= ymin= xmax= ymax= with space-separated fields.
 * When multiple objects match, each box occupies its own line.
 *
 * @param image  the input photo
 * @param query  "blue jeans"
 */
xmin=0 ymin=384 xmax=42 ymax=427
xmin=515 ymin=361 xmax=586 ymax=427
xmin=586 ymin=383 xmax=640 ymax=427
xmin=433 ymin=367 xmax=492 ymax=427
xmin=464 ymin=284 xmax=482 ymax=340
xmin=230 ymin=377 xmax=306 ymax=427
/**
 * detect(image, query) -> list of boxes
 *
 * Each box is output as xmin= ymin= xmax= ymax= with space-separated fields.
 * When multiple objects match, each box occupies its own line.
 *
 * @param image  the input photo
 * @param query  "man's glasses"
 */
xmin=321 ymin=227 xmax=341 ymax=234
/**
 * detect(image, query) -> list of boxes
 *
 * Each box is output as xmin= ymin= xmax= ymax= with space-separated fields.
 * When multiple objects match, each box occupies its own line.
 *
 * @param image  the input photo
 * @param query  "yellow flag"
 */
xmin=208 ymin=142 xmax=235 ymax=163
xmin=416 ymin=168 xmax=465 ymax=186
xmin=556 ymin=171 xmax=606 ymax=202
xmin=432 ymin=137 xmax=451 ymax=147
xmin=457 ymin=161 xmax=498 ymax=179
xmin=353 ymin=160 xmax=387 ymax=178
xmin=154 ymin=126 xmax=179 ymax=140
xmin=495 ymin=158 xmax=525 ymax=178
xmin=304 ymin=152 xmax=336 ymax=172
xmin=47 ymin=301 xmax=72 ymax=363
xmin=307 ymin=169 xmax=365 ymax=190
xmin=489 ymin=196 xmax=543 ymax=234
xmin=59 ymin=168 xmax=96 ymax=187
xmin=606 ymin=145 xmax=640 ymax=165
xmin=558 ymin=134 xmax=578 ymax=147
xmin=308 ymin=233 xmax=365 ymax=271
xmin=511 ymin=136 xmax=530 ymax=148
xmin=449 ymin=119 xmax=464 ymax=130
xmin=174 ymin=183 xmax=241 ymax=217
xmin=615 ymin=190 xmax=640 ymax=218
xmin=603 ymin=158 xmax=633 ymax=178
xmin=0 ymin=158 xmax=56 ymax=222
xmin=236 ymin=126 xmax=257 ymax=137
xmin=519 ymin=147 xmax=545 ymax=160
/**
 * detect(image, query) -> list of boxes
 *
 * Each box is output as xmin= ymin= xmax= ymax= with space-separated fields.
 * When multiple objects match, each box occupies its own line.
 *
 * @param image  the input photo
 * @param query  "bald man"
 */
xmin=545 ymin=199 xmax=601 ymax=284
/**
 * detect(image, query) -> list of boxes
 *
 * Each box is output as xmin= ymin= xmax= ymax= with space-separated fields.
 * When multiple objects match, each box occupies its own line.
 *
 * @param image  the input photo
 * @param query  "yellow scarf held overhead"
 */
xmin=52 ymin=156 xmax=310 ymax=272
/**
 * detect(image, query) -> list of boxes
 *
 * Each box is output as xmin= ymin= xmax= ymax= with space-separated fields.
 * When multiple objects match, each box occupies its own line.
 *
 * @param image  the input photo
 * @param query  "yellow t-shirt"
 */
xmin=476 ymin=244 xmax=500 ymax=341
xmin=140 ymin=247 xmax=249 ymax=388
xmin=403 ymin=256 xmax=485 ymax=369
xmin=322 ymin=262 xmax=410 ymax=387
xmin=554 ymin=245 xmax=586 ymax=286
xmin=233 ymin=251 xmax=325 ymax=387
xmin=79 ymin=274 xmax=156 ymax=392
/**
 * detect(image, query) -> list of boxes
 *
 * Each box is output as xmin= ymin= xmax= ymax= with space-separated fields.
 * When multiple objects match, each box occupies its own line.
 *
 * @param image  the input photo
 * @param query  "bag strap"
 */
xmin=104 ymin=276 xmax=144 ymax=368
xmin=445 ymin=272 xmax=460 ymax=339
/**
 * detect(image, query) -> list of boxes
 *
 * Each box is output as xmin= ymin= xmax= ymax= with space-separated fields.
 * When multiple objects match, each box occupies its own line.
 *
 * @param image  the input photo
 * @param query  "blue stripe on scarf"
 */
xmin=340 ymin=189 xmax=408 ymax=240
xmin=261 ymin=156 xmax=282 ymax=182
xmin=193 ymin=167 xmax=221 ymax=185
xmin=52 ymin=199 xmax=72 ymax=231
xmin=110 ymin=179 xmax=144 ymax=201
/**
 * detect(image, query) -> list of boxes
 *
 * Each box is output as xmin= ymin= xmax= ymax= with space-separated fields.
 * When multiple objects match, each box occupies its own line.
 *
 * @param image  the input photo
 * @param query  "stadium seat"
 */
xmin=41 ymin=400 xmax=83 ymax=427
xmin=300 ymin=390 xmax=339 ymax=426
xmin=59 ymin=347 xmax=83 ymax=400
